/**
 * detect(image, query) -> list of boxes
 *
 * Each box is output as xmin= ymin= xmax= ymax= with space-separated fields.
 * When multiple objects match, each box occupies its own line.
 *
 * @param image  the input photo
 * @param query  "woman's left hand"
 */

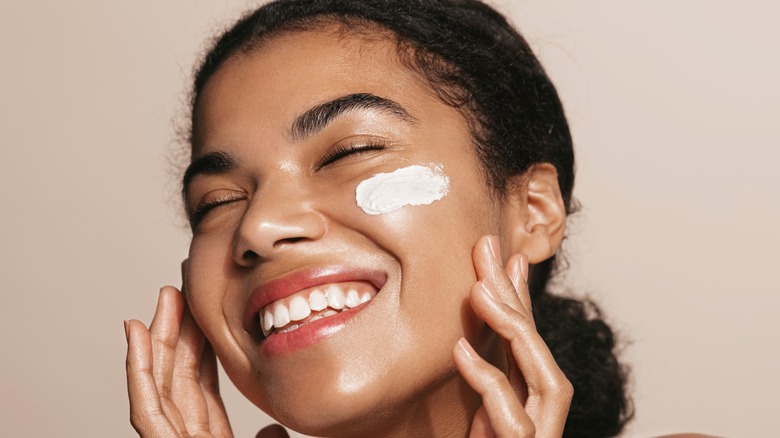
xmin=453 ymin=235 xmax=573 ymax=437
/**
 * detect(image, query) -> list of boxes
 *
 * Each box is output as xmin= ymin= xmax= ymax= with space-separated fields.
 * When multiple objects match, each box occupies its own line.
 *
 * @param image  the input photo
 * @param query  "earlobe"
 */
xmin=502 ymin=163 xmax=567 ymax=263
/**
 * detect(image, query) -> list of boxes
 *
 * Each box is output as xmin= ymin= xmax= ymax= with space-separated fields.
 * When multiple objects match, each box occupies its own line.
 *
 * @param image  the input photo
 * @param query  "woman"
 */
xmin=125 ymin=0 xmax=635 ymax=436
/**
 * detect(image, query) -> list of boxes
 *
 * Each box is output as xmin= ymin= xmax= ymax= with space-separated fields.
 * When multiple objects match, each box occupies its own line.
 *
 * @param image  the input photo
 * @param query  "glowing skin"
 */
xmin=355 ymin=164 xmax=450 ymax=215
xmin=183 ymin=26 xmax=513 ymax=436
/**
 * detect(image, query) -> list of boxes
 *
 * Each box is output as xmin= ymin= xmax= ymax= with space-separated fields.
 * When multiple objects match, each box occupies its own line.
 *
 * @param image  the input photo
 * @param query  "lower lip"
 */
xmin=260 ymin=301 xmax=371 ymax=356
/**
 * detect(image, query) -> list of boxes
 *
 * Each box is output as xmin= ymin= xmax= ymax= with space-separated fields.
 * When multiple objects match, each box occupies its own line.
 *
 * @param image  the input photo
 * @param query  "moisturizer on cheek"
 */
xmin=355 ymin=164 xmax=450 ymax=215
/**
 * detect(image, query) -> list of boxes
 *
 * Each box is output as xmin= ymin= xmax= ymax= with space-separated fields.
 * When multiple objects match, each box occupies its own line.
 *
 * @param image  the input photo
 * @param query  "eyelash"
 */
xmin=318 ymin=141 xmax=386 ymax=169
xmin=189 ymin=142 xmax=387 ymax=228
xmin=189 ymin=194 xmax=245 ymax=228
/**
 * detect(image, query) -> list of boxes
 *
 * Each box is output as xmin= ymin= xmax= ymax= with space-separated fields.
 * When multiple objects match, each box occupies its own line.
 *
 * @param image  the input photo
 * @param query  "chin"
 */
xmin=250 ymin=380 xmax=404 ymax=437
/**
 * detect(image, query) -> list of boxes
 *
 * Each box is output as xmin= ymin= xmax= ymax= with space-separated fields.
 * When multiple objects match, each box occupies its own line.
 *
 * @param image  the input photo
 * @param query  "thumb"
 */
xmin=256 ymin=424 xmax=289 ymax=438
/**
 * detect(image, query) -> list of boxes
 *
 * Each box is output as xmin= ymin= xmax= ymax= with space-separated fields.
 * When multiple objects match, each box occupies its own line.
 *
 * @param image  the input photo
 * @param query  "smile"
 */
xmin=260 ymin=281 xmax=377 ymax=337
xmin=243 ymin=266 xmax=387 ymax=344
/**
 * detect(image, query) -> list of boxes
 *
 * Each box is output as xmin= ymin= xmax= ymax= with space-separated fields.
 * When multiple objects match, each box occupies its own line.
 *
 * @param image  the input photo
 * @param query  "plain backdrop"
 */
xmin=1 ymin=1 xmax=778 ymax=437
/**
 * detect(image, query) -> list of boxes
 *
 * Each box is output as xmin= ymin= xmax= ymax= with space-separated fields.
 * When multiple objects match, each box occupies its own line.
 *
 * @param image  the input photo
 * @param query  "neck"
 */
xmin=340 ymin=371 xmax=481 ymax=438
xmin=326 ymin=334 xmax=507 ymax=437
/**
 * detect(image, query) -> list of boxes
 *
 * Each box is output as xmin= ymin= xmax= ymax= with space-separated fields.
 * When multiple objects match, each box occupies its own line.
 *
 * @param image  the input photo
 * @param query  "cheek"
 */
xmin=185 ymin=238 xmax=265 ymax=408
xmin=333 ymin=163 xmax=468 ymax=252
xmin=348 ymin=164 xmax=494 ymax=280
xmin=349 ymin=184 xmax=494 ymax=340
xmin=185 ymin=234 xmax=248 ymax=360
xmin=186 ymin=235 xmax=232 ymax=313
xmin=354 ymin=164 xmax=450 ymax=215
xmin=372 ymin=175 xmax=497 ymax=337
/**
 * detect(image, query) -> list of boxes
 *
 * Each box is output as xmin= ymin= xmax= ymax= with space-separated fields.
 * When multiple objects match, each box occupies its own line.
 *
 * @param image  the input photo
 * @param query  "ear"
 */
xmin=500 ymin=163 xmax=567 ymax=264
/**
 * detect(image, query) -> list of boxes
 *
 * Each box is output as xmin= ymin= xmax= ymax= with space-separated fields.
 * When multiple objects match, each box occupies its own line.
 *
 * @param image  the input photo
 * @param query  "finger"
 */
xmin=500 ymin=249 xmax=535 ymax=405
xmin=471 ymin=282 xmax=573 ymax=436
xmin=500 ymin=254 xmax=533 ymax=396
xmin=473 ymin=237 xmax=533 ymax=394
xmin=504 ymin=253 xmax=522 ymax=293
xmin=149 ymin=287 xmax=185 ymax=397
xmin=504 ymin=253 xmax=533 ymax=323
xmin=453 ymin=338 xmax=535 ymax=438
xmin=149 ymin=286 xmax=189 ymax=435
xmin=200 ymin=341 xmax=233 ymax=437
xmin=256 ymin=424 xmax=290 ymax=438
xmin=126 ymin=319 xmax=181 ymax=436
xmin=170 ymin=305 xmax=213 ymax=436
xmin=467 ymin=406 xmax=496 ymax=438
xmin=472 ymin=236 xmax=527 ymax=317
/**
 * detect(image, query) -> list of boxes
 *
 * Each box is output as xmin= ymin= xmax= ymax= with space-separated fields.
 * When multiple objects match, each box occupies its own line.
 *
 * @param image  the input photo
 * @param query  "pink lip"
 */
xmin=243 ymin=265 xmax=387 ymax=342
xmin=261 ymin=303 xmax=372 ymax=356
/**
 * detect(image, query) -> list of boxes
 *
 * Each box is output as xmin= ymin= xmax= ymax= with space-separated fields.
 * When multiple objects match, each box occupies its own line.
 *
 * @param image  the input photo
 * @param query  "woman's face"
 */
xmin=185 ymin=27 xmax=510 ymax=434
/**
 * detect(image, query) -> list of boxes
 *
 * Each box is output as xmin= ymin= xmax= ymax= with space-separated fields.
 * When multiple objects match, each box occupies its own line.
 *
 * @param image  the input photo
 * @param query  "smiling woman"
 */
xmin=125 ymin=0 xmax=634 ymax=436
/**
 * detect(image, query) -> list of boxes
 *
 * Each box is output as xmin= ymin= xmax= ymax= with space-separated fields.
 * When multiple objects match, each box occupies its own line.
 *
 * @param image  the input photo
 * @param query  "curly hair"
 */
xmin=188 ymin=0 xmax=633 ymax=435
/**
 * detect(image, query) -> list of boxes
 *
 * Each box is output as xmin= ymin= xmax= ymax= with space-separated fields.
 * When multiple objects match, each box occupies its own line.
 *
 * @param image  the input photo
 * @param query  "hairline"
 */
xmin=190 ymin=14 xmax=505 ymax=200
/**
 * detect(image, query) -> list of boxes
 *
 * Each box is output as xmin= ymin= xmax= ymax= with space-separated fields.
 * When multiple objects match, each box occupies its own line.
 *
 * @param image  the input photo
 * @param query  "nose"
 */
xmin=232 ymin=184 xmax=327 ymax=266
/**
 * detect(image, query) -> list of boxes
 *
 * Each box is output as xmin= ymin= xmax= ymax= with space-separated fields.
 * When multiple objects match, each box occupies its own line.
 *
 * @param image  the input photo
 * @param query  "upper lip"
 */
xmin=242 ymin=265 xmax=387 ymax=337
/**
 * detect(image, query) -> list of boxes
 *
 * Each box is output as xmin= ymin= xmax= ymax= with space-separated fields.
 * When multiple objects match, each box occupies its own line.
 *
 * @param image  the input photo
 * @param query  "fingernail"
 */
xmin=480 ymin=281 xmax=500 ymax=303
xmin=457 ymin=337 xmax=479 ymax=361
xmin=123 ymin=320 xmax=129 ymax=342
xmin=486 ymin=236 xmax=502 ymax=264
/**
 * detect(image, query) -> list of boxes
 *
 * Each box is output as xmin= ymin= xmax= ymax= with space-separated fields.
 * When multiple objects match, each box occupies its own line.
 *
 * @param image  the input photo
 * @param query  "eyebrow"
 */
xmin=290 ymin=93 xmax=415 ymax=141
xmin=181 ymin=151 xmax=236 ymax=200
xmin=181 ymin=94 xmax=413 ymax=199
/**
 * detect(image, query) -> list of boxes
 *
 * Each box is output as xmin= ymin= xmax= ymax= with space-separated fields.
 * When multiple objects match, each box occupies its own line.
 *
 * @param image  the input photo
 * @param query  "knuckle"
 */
xmin=478 ymin=367 xmax=511 ymax=396
xmin=560 ymin=378 xmax=575 ymax=400
xmin=503 ymin=310 xmax=534 ymax=337
xmin=516 ymin=421 xmax=536 ymax=438
xmin=129 ymin=410 xmax=147 ymax=433
xmin=481 ymin=365 xmax=507 ymax=386
xmin=548 ymin=375 xmax=574 ymax=401
xmin=152 ymin=369 xmax=166 ymax=385
xmin=130 ymin=406 xmax=171 ymax=436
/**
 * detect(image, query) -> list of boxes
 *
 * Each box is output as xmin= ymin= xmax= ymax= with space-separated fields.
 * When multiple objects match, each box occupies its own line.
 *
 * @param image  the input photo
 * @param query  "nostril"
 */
xmin=242 ymin=250 xmax=259 ymax=263
xmin=235 ymin=210 xmax=327 ymax=262
xmin=274 ymin=236 xmax=306 ymax=247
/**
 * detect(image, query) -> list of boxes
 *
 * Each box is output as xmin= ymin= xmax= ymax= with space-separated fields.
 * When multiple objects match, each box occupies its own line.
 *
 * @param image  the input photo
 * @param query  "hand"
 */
xmin=453 ymin=236 xmax=573 ymax=437
xmin=125 ymin=286 xmax=233 ymax=437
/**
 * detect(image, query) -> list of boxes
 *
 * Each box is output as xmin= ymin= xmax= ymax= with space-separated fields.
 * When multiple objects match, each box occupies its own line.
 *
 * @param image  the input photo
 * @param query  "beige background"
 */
xmin=1 ymin=1 xmax=778 ymax=436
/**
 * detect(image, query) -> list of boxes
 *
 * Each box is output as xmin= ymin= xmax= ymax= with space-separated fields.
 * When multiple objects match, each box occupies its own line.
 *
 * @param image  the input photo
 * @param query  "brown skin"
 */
xmin=124 ymin=26 xmax=710 ymax=437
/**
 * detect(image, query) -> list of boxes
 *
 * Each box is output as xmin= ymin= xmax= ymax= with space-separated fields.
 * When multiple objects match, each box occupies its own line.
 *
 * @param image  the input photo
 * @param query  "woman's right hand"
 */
xmin=125 ymin=286 xmax=233 ymax=437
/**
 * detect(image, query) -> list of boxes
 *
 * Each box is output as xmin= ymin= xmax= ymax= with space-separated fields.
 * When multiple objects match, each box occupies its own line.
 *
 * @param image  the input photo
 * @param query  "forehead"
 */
xmin=191 ymin=26 xmax=441 ymax=153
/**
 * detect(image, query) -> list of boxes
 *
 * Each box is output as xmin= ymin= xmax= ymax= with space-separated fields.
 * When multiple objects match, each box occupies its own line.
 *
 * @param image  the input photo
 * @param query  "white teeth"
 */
xmin=289 ymin=296 xmax=311 ymax=321
xmin=345 ymin=288 xmax=360 ymax=308
xmin=308 ymin=290 xmax=328 ymax=311
xmin=259 ymin=284 xmax=376 ymax=337
xmin=326 ymin=285 xmax=346 ymax=309
xmin=262 ymin=308 xmax=274 ymax=332
xmin=277 ymin=323 xmax=299 ymax=334
xmin=273 ymin=302 xmax=291 ymax=327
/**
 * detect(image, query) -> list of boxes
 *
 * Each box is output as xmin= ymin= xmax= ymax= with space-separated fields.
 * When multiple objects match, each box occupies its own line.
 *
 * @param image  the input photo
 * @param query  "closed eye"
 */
xmin=317 ymin=143 xmax=386 ymax=169
xmin=189 ymin=193 xmax=246 ymax=229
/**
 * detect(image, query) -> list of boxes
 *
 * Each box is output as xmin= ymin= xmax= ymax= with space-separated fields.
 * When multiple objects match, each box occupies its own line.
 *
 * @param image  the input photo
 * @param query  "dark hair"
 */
xmin=189 ymin=0 xmax=632 ymax=435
